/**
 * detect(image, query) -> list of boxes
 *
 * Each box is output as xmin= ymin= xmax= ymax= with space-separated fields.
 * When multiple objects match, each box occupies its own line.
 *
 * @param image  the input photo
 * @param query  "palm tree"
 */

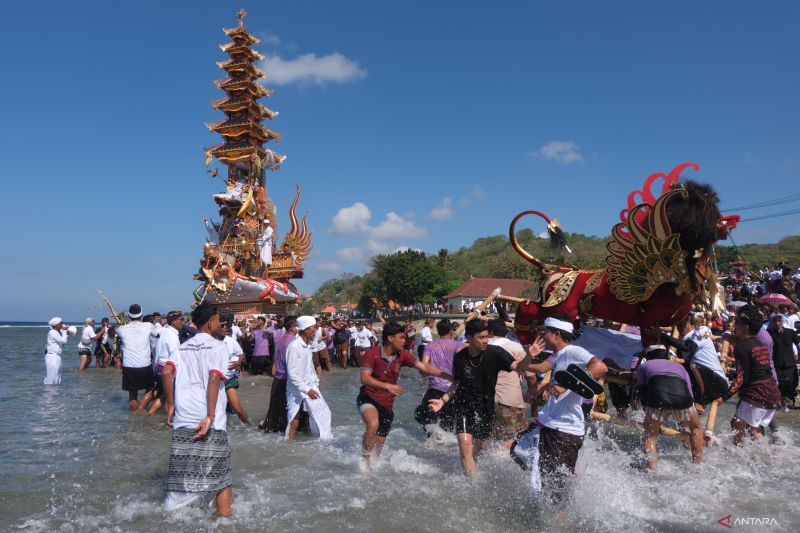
xmin=434 ymin=248 xmax=452 ymax=270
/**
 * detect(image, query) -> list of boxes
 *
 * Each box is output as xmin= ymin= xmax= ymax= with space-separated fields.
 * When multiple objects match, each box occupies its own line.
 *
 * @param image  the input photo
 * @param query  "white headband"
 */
xmin=129 ymin=311 xmax=143 ymax=319
xmin=645 ymin=344 xmax=667 ymax=353
xmin=544 ymin=317 xmax=574 ymax=334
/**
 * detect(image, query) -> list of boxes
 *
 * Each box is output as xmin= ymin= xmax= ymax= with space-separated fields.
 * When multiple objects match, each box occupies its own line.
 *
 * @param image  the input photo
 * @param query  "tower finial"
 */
xmin=237 ymin=8 xmax=247 ymax=27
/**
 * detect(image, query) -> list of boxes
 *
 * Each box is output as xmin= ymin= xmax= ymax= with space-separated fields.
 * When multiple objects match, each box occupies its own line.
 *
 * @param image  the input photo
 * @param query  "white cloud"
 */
xmin=261 ymin=52 xmax=367 ymax=86
xmin=336 ymin=247 xmax=363 ymax=262
xmin=315 ymin=260 xmax=342 ymax=274
xmin=537 ymin=231 xmax=549 ymax=239
xmin=530 ymin=141 xmax=584 ymax=164
xmin=459 ymin=185 xmax=488 ymax=207
xmin=371 ymin=212 xmax=427 ymax=240
xmin=329 ymin=202 xmax=371 ymax=235
xmin=429 ymin=197 xmax=454 ymax=221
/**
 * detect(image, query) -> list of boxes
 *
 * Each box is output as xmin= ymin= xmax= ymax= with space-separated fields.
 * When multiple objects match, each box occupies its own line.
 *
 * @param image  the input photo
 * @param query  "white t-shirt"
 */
xmin=116 ymin=320 xmax=157 ymax=368
xmin=685 ymin=331 xmax=727 ymax=382
xmin=354 ymin=327 xmax=373 ymax=348
xmin=416 ymin=326 xmax=433 ymax=347
xmin=231 ymin=324 xmax=243 ymax=340
xmin=155 ymin=325 xmax=181 ymax=372
xmin=78 ymin=325 xmax=95 ymax=351
xmin=310 ymin=327 xmax=325 ymax=352
xmin=168 ymin=332 xmax=229 ymax=432
xmin=223 ymin=334 xmax=244 ymax=380
xmin=150 ymin=322 xmax=162 ymax=357
xmin=538 ymin=344 xmax=595 ymax=436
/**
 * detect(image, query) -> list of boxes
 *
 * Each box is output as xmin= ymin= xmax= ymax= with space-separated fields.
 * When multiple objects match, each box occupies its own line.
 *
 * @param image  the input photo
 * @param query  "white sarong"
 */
xmin=285 ymin=391 xmax=333 ymax=441
xmin=44 ymin=353 xmax=62 ymax=385
xmin=510 ymin=426 xmax=542 ymax=498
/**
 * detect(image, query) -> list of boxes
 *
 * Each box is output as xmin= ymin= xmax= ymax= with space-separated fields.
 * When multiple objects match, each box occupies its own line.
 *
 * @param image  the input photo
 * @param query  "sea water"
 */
xmin=1 ymin=326 xmax=798 ymax=532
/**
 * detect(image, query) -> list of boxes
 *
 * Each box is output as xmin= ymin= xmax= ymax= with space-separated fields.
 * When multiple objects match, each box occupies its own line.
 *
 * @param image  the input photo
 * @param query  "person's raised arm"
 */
xmin=511 ymin=336 xmax=546 ymax=373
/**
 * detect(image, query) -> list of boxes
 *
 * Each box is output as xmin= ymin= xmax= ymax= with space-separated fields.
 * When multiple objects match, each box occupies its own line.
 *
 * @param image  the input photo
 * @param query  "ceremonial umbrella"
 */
xmin=758 ymin=293 xmax=792 ymax=306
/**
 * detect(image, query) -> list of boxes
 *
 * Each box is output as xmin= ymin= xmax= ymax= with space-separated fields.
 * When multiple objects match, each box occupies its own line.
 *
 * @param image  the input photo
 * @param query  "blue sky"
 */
xmin=1 ymin=1 xmax=798 ymax=320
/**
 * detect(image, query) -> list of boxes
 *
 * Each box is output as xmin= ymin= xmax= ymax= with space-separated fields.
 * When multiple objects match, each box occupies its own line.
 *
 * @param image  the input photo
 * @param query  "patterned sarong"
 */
xmin=167 ymin=428 xmax=232 ymax=493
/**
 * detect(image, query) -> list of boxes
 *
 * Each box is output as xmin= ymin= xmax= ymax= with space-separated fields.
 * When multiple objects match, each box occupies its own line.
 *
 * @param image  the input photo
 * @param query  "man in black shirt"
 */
xmin=430 ymin=319 xmax=544 ymax=475
xmin=724 ymin=305 xmax=782 ymax=445
xmin=767 ymin=314 xmax=800 ymax=409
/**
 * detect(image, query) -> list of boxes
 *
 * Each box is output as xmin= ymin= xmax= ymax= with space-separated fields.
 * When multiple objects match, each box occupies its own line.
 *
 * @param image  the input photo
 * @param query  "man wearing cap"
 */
xmin=509 ymin=316 xmax=607 ymax=503
xmin=44 ymin=317 xmax=70 ymax=385
xmin=78 ymin=318 xmax=106 ymax=371
xmin=116 ymin=304 xmax=160 ymax=412
xmin=161 ymin=302 xmax=233 ymax=516
xmin=285 ymin=315 xmax=333 ymax=441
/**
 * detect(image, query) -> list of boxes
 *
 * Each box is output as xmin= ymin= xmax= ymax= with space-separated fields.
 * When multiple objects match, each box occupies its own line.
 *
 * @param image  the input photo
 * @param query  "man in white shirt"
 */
xmin=148 ymin=310 xmax=184 ymax=416
xmin=161 ymin=302 xmax=232 ymax=516
xmin=259 ymin=219 xmax=273 ymax=267
xmin=220 ymin=314 xmax=249 ymax=424
xmin=512 ymin=316 xmax=607 ymax=504
xmin=286 ymin=316 xmax=333 ymax=441
xmin=44 ymin=317 xmax=70 ymax=385
xmin=78 ymin=317 xmax=105 ymax=371
xmin=116 ymin=304 xmax=159 ymax=412
xmin=415 ymin=319 xmax=434 ymax=359
xmin=352 ymin=321 xmax=373 ymax=365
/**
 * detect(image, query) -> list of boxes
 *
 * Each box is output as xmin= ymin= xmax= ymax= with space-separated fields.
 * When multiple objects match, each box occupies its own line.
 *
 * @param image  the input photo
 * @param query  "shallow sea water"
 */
xmin=1 ymin=326 xmax=799 ymax=532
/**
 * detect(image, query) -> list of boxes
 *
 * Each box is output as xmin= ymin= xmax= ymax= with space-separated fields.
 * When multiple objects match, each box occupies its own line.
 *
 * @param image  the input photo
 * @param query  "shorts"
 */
xmin=122 ymin=365 xmax=155 ymax=392
xmin=644 ymin=405 xmax=697 ymax=423
xmin=357 ymin=393 xmax=394 ymax=437
xmin=78 ymin=348 xmax=92 ymax=357
xmin=455 ymin=405 xmax=492 ymax=440
xmin=735 ymin=400 xmax=776 ymax=428
xmin=493 ymin=403 xmax=529 ymax=440
xmin=225 ymin=377 xmax=240 ymax=390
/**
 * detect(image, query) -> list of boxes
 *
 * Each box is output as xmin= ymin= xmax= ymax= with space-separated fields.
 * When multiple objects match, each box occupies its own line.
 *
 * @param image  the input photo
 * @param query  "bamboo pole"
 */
xmin=719 ymin=338 xmax=730 ymax=374
xmin=591 ymin=411 xmax=691 ymax=441
xmin=453 ymin=288 xmax=501 ymax=337
xmin=704 ymin=399 xmax=720 ymax=440
xmin=496 ymin=294 xmax=526 ymax=304
xmin=97 ymin=289 xmax=120 ymax=322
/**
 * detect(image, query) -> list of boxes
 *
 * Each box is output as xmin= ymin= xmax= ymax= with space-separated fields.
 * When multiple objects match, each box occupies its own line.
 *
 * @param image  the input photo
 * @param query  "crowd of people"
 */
xmin=41 ymin=265 xmax=799 ymax=517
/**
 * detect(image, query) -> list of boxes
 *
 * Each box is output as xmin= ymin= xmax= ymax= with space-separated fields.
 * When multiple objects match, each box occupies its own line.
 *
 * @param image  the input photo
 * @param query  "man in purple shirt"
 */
xmin=635 ymin=345 xmax=703 ymax=471
xmin=251 ymin=316 xmax=272 ymax=375
xmin=260 ymin=316 xmax=299 ymax=433
xmin=414 ymin=319 xmax=462 ymax=433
